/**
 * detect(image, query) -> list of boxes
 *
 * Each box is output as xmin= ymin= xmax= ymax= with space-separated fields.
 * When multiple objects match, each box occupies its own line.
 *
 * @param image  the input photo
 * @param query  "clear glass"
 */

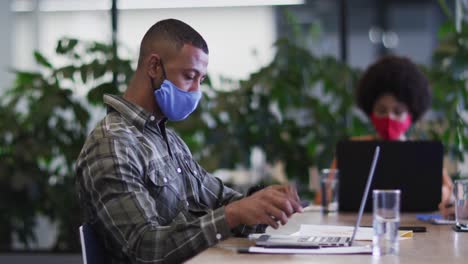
xmin=454 ymin=179 xmax=468 ymax=228
xmin=320 ymin=169 xmax=339 ymax=214
xmin=372 ymin=190 xmax=400 ymax=256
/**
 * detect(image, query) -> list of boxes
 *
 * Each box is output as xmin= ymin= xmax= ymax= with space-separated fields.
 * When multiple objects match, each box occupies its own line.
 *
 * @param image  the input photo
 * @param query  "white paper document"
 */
xmin=245 ymin=245 xmax=372 ymax=254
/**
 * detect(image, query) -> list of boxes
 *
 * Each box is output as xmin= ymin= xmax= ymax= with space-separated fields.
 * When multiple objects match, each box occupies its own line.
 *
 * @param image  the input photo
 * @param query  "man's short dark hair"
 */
xmin=355 ymin=55 xmax=431 ymax=122
xmin=138 ymin=18 xmax=208 ymax=66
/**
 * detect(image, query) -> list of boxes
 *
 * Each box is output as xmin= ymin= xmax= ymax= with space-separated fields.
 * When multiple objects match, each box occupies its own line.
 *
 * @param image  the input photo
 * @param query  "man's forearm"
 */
xmin=122 ymin=207 xmax=232 ymax=263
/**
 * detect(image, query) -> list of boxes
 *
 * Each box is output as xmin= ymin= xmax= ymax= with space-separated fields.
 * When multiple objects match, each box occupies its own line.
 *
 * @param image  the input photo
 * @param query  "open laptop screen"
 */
xmin=336 ymin=140 xmax=443 ymax=212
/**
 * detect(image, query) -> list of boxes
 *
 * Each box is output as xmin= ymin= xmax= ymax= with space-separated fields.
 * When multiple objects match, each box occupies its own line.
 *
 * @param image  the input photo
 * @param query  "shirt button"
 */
xmin=177 ymin=168 xmax=182 ymax=173
xmin=216 ymin=233 xmax=222 ymax=240
xmin=194 ymin=171 xmax=198 ymax=176
xmin=150 ymin=116 xmax=155 ymax=121
xmin=163 ymin=177 xmax=167 ymax=183
xmin=186 ymin=201 xmax=189 ymax=207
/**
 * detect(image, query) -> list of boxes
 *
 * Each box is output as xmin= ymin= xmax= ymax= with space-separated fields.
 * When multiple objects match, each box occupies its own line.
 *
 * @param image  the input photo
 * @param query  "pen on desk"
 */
xmin=362 ymin=225 xmax=427 ymax=232
xmin=398 ymin=226 xmax=427 ymax=232
xmin=237 ymin=247 xmax=252 ymax=254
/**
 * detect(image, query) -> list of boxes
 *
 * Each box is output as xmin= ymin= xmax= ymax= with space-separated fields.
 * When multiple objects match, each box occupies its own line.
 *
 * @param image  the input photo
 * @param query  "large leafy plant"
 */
xmin=414 ymin=2 xmax=468 ymax=175
xmin=0 ymin=38 xmax=133 ymax=251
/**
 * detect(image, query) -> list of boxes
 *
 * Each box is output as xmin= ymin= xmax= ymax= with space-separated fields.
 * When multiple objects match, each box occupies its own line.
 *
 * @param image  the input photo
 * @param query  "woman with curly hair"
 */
xmin=316 ymin=55 xmax=454 ymax=216
xmin=356 ymin=55 xmax=430 ymax=141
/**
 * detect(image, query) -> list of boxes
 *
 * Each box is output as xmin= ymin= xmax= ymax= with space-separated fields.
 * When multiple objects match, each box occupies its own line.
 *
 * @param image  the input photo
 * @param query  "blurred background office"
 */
xmin=0 ymin=0 xmax=466 ymax=262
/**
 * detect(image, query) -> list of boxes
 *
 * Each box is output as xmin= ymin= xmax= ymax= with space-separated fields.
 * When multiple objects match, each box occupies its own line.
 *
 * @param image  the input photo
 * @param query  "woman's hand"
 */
xmin=439 ymin=184 xmax=455 ymax=219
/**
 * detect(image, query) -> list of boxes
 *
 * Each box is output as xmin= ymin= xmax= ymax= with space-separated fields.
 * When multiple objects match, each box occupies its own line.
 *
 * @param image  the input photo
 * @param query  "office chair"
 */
xmin=79 ymin=224 xmax=110 ymax=264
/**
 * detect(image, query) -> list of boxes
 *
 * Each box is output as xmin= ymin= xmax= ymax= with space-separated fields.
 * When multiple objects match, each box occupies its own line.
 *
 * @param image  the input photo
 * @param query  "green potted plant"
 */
xmin=0 ymin=37 xmax=133 ymax=251
xmin=415 ymin=3 xmax=467 ymax=177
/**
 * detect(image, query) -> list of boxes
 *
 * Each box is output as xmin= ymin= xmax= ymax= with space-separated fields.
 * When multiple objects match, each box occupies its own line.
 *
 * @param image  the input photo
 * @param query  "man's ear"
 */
xmin=147 ymin=54 xmax=162 ymax=78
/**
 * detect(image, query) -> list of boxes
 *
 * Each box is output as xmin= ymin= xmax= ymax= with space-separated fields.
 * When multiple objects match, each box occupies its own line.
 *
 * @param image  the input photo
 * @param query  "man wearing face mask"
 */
xmin=153 ymin=59 xmax=201 ymax=122
xmin=315 ymin=55 xmax=453 ymax=217
xmin=76 ymin=19 xmax=303 ymax=263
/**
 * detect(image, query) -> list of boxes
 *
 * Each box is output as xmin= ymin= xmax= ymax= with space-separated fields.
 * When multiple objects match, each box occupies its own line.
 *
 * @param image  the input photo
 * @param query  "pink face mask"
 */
xmin=370 ymin=113 xmax=412 ymax=140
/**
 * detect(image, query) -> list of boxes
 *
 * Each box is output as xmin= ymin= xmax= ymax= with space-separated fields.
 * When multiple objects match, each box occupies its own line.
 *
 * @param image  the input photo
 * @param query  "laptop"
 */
xmin=255 ymin=146 xmax=380 ymax=248
xmin=337 ymin=140 xmax=443 ymax=212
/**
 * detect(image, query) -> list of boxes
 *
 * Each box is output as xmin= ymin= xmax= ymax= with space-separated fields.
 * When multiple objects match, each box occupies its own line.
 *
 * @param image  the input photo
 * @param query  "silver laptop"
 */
xmin=255 ymin=146 xmax=380 ymax=248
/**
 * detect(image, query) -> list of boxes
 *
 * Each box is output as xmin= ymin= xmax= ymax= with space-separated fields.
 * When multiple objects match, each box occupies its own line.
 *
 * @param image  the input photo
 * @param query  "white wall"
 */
xmin=14 ymin=9 xmax=111 ymax=71
xmin=0 ymin=0 xmax=14 ymax=91
xmin=13 ymin=6 xmax=276 ymax=85
xmin=310 ymin=33 xmax=375 ymax=69
xmin=119 ymin=7 xmax=276 ymax=82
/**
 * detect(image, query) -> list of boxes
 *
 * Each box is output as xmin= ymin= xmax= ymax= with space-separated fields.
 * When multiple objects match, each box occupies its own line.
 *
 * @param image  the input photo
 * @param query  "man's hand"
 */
xmin=224 ymin=185 xmax=303 ymax=229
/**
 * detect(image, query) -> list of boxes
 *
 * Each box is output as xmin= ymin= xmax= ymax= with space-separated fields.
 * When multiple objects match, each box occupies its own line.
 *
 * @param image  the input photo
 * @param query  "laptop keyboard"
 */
xmin=302 ymin=236 xmax=351 ymax=246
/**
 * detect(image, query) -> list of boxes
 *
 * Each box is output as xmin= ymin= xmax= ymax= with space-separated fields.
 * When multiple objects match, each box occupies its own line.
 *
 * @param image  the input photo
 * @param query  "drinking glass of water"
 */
xmin=372 ymin=189 xmax=400 ymax=256
xmin=454 ymin=179 xmax=468 ymax=229
xmin=320 ymin=169 xmax=339 ymax=214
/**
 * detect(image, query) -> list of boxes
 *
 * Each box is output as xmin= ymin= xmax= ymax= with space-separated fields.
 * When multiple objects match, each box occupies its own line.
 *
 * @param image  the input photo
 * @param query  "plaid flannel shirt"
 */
xmin=76 ymin=94 xmax=257 ymax=263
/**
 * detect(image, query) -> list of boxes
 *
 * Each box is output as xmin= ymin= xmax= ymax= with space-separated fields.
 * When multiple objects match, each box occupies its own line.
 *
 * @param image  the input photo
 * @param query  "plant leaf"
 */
xmin=87 ymin=82 xmax=118 ymax=105
xmin=33 ymin=51 xmax=53 ymax=69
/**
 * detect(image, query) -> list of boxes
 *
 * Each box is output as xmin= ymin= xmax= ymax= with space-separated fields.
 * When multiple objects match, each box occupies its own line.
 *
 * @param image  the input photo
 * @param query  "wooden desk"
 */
xmin=187 ymin=210 xmax=468 ymax=264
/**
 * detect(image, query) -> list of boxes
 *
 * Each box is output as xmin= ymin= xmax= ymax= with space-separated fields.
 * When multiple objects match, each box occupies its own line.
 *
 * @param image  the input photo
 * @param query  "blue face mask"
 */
xmin=154 ymin=80 xmax=202 ymax=121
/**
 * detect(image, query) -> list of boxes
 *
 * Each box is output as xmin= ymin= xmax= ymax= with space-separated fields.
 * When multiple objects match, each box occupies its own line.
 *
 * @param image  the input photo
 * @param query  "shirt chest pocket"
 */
xmin=146 ymin=159 xmax=185 ymax=220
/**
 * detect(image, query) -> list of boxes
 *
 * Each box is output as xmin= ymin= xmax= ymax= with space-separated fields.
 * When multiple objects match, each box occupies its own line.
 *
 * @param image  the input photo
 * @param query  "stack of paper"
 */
xmin=244 ymin=245 xmax=373 ymax=254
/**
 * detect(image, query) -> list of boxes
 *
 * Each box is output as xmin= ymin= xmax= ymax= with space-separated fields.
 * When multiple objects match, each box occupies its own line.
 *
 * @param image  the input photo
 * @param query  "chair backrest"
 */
xmin=79 ymin=224 xmax=110 ymax=264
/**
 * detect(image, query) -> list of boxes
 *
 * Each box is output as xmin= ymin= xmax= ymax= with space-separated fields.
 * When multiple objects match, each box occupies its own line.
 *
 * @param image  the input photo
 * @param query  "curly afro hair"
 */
xmin=355 ymin=55 xmax=431 ymax=122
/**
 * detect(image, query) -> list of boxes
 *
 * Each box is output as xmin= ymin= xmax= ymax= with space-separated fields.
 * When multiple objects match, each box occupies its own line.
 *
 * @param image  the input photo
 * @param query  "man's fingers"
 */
xmin=272 ymin=187 xmax=303 ymax=213
xmin=266 ymin=205 xmax=288 ymax=225
xmin=272 ymin=185 xmax=300 ymax=200
xmin=262 ymin=214 xmax=279 ymax=229
xmin=261 ymin=187 xmax=303 ymax=215
xmin=238 ymin=185 xmax=304 ymax=229
xmin=267 ymin=193 xmax=294 ymax=217
xmin=290 ymin=199 xmax=304 ymax=213
xmin=285 ymin=185 xmax=303 ymax=212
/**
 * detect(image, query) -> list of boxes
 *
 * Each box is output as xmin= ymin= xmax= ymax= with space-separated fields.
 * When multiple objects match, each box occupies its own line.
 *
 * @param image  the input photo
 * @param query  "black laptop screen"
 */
xmin=336 ymin=140 xmax=443 ymax=212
